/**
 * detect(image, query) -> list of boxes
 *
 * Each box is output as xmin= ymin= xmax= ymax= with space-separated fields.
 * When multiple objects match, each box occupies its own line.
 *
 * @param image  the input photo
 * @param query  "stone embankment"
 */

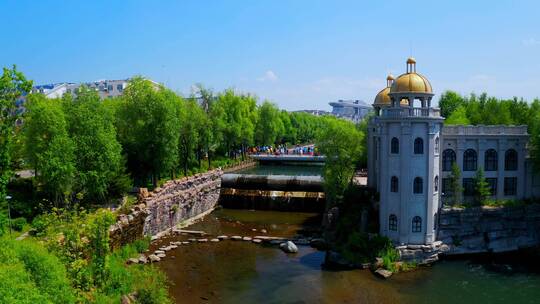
xmin=396 ymin=204 xmax=540 ymax=264
xmin=438 ymin=204 xmax=540 ymax=254
xmin=110 ymin=161 xmax=256 ymax=249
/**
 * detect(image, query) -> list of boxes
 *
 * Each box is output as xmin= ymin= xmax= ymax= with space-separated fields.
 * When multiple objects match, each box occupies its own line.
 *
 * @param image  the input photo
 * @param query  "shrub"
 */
xmin=12 ymin=217 xmax=27 ymax=232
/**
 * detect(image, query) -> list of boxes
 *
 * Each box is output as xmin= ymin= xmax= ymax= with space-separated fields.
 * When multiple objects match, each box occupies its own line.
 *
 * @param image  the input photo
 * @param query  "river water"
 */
xmin=152 ymin=165 xmax=540 ymax=303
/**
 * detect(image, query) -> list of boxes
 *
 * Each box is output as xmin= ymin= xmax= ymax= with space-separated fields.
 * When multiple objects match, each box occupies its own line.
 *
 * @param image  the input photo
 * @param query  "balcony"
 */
xmin=381 ymin=107 xmax=441 ymax=118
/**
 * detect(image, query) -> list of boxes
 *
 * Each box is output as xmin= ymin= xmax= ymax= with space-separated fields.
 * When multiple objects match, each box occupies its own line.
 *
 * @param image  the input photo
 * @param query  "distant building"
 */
xmin=329 ymin=99 xmax=372 ymax=122
xmin=292 ymin=109 xmax=330 ymax=116
xmin=32 ymin=79 xmax=143 ymax=99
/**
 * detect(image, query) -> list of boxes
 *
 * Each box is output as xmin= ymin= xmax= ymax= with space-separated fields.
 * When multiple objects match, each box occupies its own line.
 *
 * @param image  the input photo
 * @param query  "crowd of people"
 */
xmin=249 ymin=144 xmax=319 ymax=156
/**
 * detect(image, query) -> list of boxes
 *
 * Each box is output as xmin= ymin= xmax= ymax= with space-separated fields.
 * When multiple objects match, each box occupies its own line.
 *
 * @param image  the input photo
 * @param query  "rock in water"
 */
xmin=148 ymin=254 xmax=161 ymax=263
xmin=375 ymin=269 xmax=393 ymax=279
xmin=279 ymin=241 xmax=298 ymax=253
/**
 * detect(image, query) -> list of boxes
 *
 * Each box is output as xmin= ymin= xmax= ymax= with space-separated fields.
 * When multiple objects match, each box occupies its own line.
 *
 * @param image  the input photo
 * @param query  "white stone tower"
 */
xmin=368 ymin=58 xmax=444 ymax=245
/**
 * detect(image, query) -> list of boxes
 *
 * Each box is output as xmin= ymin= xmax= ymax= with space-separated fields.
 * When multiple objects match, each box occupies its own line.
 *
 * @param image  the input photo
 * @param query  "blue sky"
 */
xmin=2 ymin=0 xmax=540 ymax=110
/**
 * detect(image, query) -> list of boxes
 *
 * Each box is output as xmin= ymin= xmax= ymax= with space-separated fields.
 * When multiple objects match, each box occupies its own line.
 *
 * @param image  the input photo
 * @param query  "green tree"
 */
xmin=449 ymin=163 xmax=463 ymax=205
xmin=474 ymin=167 xmax=491 ymax=205
xmin=255 ymin=101 xmax=284 ymax=146
xmin=63 ymin=88 xmax=123 ymax=202
xmin=23 ymin=95 xmax=75 ymax=203
xmin=439 ymin=90 xmax=465 ymax=118
xmin=445 ymin=105 xmax=470 ymax=125
xmin=316 ymin=117 xmax=364 ymax=206
xmin=115 ymin=78 xmax=179 ymax=186
xmin=0 ymin=66 xmax=32 ymax=213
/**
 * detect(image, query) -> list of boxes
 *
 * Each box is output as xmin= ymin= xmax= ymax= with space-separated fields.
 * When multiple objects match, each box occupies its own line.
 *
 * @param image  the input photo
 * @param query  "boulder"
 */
xmin=138 ymin=255 xmax=148 ymax=264
xmin=374 ymin=269 xmax=393 ymax=279
xmin=252 ymin=239 xmax=262 ymax=244
xmin=157 ymin=253 xmax=166 ymax=258
xmin=210 ymin=238 xmax=220 ymax=242
xmin=154 ymin=250 xmax=165 ymax=255
xmin=197 ymin=238 xmax=208 ymax=243
xmin=148 ymin=254 xmax=161 ymax=263
xmin=127 ymin=258 xmax=139 ymax=265
xmin=217 ymin=235 xmax=229 ymax=240
xmin=309 ymin=238 xmax=326 ymax=249
xmin=231 ymin=236 xmax=242 ymax=241
xmin=242 ymin=237 xmax=252 ymax=241
xmin=279 ymin=241 xmax=298 ymax=253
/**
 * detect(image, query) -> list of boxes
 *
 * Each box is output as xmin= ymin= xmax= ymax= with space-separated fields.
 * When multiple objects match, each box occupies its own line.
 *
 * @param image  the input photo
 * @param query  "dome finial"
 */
xmin=386 ymin=74 xmax=395 ymax=87
xmin=406 ymin=57 xmax=416 ymax=73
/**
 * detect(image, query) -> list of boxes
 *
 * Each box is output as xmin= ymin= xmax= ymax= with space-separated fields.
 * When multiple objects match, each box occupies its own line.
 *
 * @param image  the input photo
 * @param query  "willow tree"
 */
xmin=316 ymin=117 xmax=364 ymax=206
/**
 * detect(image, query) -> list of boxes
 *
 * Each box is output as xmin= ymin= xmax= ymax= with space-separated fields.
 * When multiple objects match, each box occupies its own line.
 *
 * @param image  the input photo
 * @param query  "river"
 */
xmin=152 ymin=165 xmax=540 ymax=304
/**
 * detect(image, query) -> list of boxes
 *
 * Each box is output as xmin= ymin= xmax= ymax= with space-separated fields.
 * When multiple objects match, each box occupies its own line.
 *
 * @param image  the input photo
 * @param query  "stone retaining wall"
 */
xmin=109 ymin=169 xmax=224 ymax=248
xmin=142 ymin=169 xmax=222 ymax=236
xmin=437 ymin=204 xmax=540 ymax=255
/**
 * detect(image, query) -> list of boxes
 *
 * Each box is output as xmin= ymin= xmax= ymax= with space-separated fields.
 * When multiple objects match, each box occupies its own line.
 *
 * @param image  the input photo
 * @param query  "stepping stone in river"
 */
xmin=231 ymin=236 xmax=242 ymax=240
xmin=197 ymin=238 xmax=208 ymax=243
xmin=242 ymin=237 xmax=252 ymax=241
xmin=157 ymin=253 xmax=166 ymax=259
xmin=154 ymin=250 xmax=165 ymax=255
xmin=148 ymin=254 xmax=161 ymax=263
xmin=182 ymin=241 xmax=189 ymax=245
xmin=217 ymin=235 xmax=229 ymax=240
xmin=127 ymin=258 xmax=139 ymax=264
xmin=138 ymin=255 xmax=148 ymax=264
xmin=210 ymin=238 xmax=220 ymax=242
xmin=188 ymin=238 xmax=197 ymax=242
xmin=252 ymin=239 xmax=262 ymax=244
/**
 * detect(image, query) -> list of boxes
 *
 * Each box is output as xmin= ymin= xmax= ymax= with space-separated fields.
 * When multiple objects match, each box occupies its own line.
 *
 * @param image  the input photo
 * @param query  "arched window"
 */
xmin=435 ymin=137 xmax=440 ymax=154
xmin=412 ymin=216 xmax=422 ymax=233
xmin=484 ymin=149 xmax=498 ymax=171
xmin=390 ymin=176 xmax=399 ymax=192
xmin=463 ymin=149 xmax=477 ymax=171
xmin=414 ymin=137 xmax=424 ymax=154
xmin=391 ymin=137 xmax=399 ymax=154
xmin=505 ymin=149 xmax=518 ymax=171
xmin=389 ymin=214 xmax=398 ymax=231
xmin=434 ymin=176 xmax=439 ymax=192
xmin=442 ymin=149 xmax=456 ymax=171
xmin=413 ymin=177 xmax=423 ymax=194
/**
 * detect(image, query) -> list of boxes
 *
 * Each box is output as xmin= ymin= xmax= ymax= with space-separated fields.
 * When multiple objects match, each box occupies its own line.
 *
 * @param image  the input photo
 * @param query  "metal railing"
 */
xmin=381 ymin=107 xmax=441 ymax=118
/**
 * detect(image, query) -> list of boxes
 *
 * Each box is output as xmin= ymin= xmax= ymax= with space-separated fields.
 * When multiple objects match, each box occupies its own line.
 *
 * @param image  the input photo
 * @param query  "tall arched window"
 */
xmin=412 ymin=216 xmax=422 ymax=233
xmin=391 ymin=137 xmax=399 ymax=154
xmin=442 ymin=149 xmax=456 ymax=171
xmin=484 ymin=149 xmax=498 ymax=171
xmin=414 ymin=137 xmax=424 ymax=154
xmin=413 ymin=177 xmax=423 ymax=194
xmin=505 ymin=149 xmax=518 ymax=171
xmin=390 ymin=176 xmax=399 ymax=192
xmin=463 ymin=149 xmax=477 ymax=171
xmin=389 ymin=214 xmax=398 ymax=231
xmin=435 ymin=137 xmax=440 ymax=154
xmin=434 ymin=176 xmax=439 ymax=192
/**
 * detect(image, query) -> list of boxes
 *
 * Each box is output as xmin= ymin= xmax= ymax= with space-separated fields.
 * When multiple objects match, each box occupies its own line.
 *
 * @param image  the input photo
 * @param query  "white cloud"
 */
xmin=257 ymin=70 xmax=278 ymax=82
xmin=523 ymin=38 xmax=540 ymax=46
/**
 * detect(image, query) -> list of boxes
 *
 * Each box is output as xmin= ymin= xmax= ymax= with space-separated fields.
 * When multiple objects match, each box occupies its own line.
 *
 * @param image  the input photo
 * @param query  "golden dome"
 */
xmin=374 ymin=87 xmax=409 ymax=106
xmin=390 ymin=72 xmax=432 ymax=94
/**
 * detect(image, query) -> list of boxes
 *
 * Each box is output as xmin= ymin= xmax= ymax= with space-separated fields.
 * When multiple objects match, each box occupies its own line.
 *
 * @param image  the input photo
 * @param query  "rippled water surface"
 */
xmin=153 ymin=209 xmax=540 ymax=304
